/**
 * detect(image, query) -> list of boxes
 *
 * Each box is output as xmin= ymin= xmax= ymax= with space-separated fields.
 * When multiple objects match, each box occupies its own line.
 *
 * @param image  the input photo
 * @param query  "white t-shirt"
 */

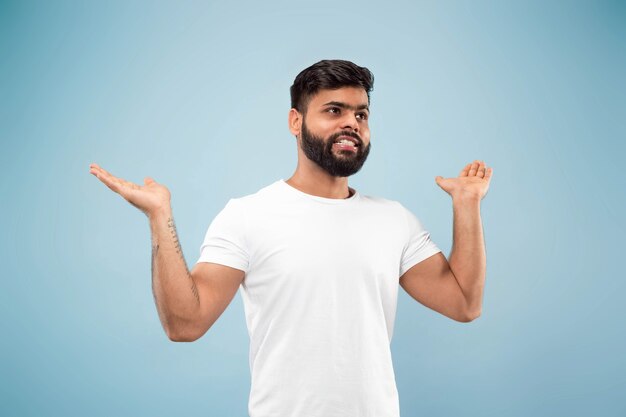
xmin=197 ymin=180 xmax=441 ymax=417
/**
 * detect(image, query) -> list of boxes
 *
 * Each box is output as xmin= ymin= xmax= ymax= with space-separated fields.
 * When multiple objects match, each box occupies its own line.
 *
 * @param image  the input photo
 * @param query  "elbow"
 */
xmin=167 ymin=331 xmax=200 ymax=343
xmin=162 ymin=310 xmax=210 ymax=342
xmin=458 ymin=309 xmax=481 ymax=323
xmin=165 ymin=325 xmax=203 ymax=343
xmin=167 ymin=334 xmax=198 ymax=343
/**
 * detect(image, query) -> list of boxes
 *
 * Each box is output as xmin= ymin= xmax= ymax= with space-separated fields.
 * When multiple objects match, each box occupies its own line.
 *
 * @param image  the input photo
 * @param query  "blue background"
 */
xmin=1 ymin=1 xmax=625 ymax=416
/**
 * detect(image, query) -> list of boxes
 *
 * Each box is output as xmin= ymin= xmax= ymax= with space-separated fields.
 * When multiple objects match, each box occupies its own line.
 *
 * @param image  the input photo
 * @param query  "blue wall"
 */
xmin=1 ymin=1 xmax=624 ymax=416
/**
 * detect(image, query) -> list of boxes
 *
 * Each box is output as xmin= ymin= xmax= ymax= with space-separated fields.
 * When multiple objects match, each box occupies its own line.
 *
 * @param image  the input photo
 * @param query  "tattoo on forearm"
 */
xmin=166 ymin=217 xmax=200 ymax=302
xmin=151 ymin=243 xmax=159 ymax=305
xmin=167 ymin=218 xmax=182 ymax=254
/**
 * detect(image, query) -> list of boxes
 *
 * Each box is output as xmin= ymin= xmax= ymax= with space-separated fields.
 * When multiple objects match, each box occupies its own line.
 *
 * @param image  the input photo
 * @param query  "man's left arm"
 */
xmin=399 ymin=160 xmax=492 ymax=322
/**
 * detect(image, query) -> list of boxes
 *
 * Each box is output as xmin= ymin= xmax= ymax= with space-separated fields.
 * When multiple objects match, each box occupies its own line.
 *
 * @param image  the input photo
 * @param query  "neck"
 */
xmin=286 ymin=159 xmax=353 ymax=199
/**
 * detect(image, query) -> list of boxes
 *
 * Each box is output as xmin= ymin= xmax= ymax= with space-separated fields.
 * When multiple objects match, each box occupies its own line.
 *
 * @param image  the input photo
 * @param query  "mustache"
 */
xmin=328 ymin=130 xmax=362 ymax=145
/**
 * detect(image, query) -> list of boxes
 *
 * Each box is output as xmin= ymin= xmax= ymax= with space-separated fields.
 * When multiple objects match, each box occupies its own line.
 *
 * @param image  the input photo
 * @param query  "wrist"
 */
xmin=452 ymin=193 xmax=481 ymax=207
xmin=148 ymin=205 xmax=173 ymax=221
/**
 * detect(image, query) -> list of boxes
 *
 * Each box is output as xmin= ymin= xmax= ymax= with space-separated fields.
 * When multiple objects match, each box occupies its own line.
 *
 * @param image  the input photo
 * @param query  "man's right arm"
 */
xmin=150 ymin=207 xmax=245 ymax=341
xmin=90 ymin=163 xmax=244 ymax=342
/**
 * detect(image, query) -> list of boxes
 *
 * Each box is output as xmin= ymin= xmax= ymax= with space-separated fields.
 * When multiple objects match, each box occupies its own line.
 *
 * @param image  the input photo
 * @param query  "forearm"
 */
xmin=149 ymin=206 xmax=201 ymax=337
xmin=448 ymin=196 xmax=486 ymax=318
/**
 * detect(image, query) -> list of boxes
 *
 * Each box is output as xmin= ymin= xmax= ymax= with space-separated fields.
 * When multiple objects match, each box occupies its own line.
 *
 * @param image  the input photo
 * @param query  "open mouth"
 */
xmin=332 ymin=136 xmax=359 ymax=151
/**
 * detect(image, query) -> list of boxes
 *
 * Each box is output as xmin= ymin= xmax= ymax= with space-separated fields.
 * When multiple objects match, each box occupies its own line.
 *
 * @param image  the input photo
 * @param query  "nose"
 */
xmin=340 ymin=113 xmax=359 ymax=132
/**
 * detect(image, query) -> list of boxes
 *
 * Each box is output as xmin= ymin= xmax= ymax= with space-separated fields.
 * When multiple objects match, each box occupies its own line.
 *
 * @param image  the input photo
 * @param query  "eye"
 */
xmin=356 ymin=112 xmax=369 ymax=121
xmin=327 ymin=107 xmax=341 ymax=115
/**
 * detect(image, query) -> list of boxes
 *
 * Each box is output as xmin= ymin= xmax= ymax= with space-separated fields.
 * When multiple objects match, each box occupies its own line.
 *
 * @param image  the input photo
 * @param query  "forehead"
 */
xmin=308 ymin=87 xmax=369 ymax=108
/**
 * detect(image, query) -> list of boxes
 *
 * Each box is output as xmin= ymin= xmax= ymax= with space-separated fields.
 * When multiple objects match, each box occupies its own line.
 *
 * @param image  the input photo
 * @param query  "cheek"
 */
xmin=319 ymin=119 xmax=340 ymax=131
xmin=361 ymin=130 xmax=371 ymax=144
xmin=306 ymin=116 xmax=334 ymax=132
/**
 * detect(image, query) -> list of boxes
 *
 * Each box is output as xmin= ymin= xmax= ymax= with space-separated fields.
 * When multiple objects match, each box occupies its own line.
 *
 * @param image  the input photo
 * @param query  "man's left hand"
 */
xmin=435 ymin=160 xmax=493 ymax=201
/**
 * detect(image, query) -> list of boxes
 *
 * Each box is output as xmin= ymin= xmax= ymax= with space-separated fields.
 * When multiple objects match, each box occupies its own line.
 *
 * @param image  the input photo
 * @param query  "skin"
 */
xmin=89 ymin=86 xmax=492 ymax=342
xmin=287 ymin=87 xmax=371 ymax=199
xmin=402 ymin=161 xmax=491 ymax=322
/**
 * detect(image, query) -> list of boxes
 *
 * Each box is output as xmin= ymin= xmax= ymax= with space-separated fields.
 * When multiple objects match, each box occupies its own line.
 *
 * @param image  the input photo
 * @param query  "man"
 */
xmin=90 ymin=59 xmax=492 ymax=417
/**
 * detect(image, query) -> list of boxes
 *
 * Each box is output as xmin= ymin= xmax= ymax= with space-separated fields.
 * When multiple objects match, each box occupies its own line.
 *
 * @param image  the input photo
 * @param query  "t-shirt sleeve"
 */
xmin=196 ymin=198 xmax=249 ymax=273
xmin=399 ymin=204 xmax=442 ymax=277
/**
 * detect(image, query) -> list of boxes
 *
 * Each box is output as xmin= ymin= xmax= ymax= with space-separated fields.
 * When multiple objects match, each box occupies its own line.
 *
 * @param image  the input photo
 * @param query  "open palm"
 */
xmin=435 ymin=160 xmax=493 ymax=201
xmin=89 ymin=163 xmax=171 ymax=217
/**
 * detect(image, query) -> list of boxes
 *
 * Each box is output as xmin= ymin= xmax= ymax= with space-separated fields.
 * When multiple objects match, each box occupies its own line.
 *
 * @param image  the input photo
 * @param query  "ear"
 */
xmin=288 ymin=108 xmax=302 ymax=137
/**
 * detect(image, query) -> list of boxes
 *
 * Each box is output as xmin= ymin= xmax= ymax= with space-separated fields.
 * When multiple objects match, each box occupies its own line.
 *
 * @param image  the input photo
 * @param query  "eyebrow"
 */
xmin=322 ymin=101 xmax=369 ymax=112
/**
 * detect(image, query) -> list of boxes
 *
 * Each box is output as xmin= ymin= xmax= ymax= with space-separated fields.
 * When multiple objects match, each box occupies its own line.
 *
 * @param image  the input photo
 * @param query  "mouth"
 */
xmin=332 ymin=135 xmax=360 ymax=151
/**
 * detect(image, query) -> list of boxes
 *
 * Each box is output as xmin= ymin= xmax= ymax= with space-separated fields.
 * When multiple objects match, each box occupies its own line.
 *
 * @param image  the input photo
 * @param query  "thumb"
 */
xmin=435 ymin=176 xmax=444 ymax=186
xmin=144 ymin=177 xmax=156 ymax=185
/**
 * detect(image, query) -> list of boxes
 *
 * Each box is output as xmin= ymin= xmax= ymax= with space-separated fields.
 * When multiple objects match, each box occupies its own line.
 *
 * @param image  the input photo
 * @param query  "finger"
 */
xmin=99 ymin=175 xmax=124 ymax=194
xmin=96 ymin=166 xmax=141 ymax=191
xmin=120 ymin=177 xmax=140 ymax=190
xmin=90 ymin=164 xmax=121 ymax=185
xmin=484 ymin=166 xmax=493 ymax=182
xmin=90 ymin=165 xmax=117 ymax=184
xmin=459 ymin=163 xmax=471 ymax=177
xmin=89 ymin=164 xmax=114 ymax=181
xmin=89 ymin=162 xmax=107 ymax=174
xmin=477 ymin=161 xmax=486 ymax=178
xmin=434 ymin=175 xmax=450 ymax=190
xmin=468 ymin=160 xmax=480 ymax=177
xmin=89 ymin=164 xmax=101 ymax=177
xmin=90 ymin=165 xmax=138 ymax=194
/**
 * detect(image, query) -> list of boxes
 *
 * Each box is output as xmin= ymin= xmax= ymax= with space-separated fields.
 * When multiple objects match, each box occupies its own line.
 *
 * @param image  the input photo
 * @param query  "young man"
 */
xmin=90 ymin=59 xmax=492 ymax=417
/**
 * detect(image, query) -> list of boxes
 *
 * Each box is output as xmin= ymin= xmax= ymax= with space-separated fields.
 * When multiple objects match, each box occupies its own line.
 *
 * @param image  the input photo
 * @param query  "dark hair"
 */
xmin=290 ymin=59 xmax=374 ymax=113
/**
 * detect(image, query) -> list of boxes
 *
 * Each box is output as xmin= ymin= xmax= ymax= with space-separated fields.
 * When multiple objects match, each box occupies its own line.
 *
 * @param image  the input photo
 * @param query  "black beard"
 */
xmin=300 ymin=120 xmax=371 ymax=178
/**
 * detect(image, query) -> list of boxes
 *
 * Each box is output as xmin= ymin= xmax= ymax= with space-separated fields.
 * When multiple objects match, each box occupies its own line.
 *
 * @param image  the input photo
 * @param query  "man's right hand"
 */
xmin=89 ymin=162 xmax=245 ymax=341
xmin=89 ymin=163 xmax=171 ymax=218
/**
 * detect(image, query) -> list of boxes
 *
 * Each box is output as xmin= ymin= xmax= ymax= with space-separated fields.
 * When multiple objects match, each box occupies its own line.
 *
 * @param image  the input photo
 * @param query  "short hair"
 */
xmin=290 ymin=59 xmax=374 ymax=113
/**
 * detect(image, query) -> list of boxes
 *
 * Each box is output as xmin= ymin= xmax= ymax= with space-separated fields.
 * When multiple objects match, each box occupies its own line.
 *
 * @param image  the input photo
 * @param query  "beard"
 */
xmin=300 ymin=119 xmax=371 ymax=178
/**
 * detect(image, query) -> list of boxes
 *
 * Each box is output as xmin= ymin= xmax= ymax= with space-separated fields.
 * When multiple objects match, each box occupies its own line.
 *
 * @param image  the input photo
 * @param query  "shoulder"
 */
xmin=226 ymin=180 xmax=284 ymax=208
xmin=357 ymin=193 xmax=426 ymax=229
xmin=358 ymin=193 xmax=407 ymax=213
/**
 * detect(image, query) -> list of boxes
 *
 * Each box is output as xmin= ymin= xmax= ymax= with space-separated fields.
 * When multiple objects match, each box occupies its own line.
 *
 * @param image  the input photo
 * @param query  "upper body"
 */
xmin=192 ymin=60 xmax=491 ymax=416
xmin=196 ymin=178 xmax=441 ymax=416
xmin=90 ymin=59 xmax=492 ymax=417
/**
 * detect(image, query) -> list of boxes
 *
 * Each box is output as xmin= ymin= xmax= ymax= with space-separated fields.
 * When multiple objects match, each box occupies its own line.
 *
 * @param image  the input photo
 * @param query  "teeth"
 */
xmin=337 ymin=139 xmax=355 ymax=146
